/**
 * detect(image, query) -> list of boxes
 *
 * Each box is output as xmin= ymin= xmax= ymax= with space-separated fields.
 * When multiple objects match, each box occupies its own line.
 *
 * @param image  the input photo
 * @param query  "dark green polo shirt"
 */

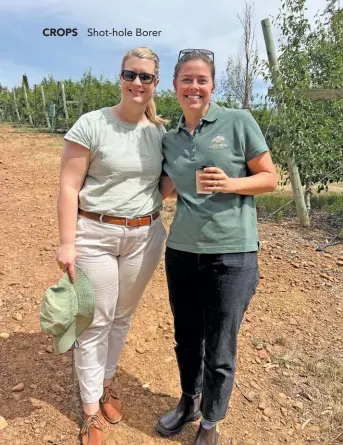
xmin=162 ymin=102 xmax=269 ymax=254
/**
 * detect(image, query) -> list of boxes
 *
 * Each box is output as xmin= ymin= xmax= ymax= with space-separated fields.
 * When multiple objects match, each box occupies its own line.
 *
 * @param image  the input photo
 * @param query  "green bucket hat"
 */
xmin=40 ymin=265 xmax=95 ymax=354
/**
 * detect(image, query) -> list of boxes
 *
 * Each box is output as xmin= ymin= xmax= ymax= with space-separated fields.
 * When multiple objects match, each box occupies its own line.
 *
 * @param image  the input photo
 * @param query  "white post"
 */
xmin=262 ymin=18 xmax=310 ymax=227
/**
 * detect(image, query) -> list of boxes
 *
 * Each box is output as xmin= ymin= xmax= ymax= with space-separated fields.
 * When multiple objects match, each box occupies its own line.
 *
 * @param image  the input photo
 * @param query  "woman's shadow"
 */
xmin=0 ymin=332 xmax=199 ymax=444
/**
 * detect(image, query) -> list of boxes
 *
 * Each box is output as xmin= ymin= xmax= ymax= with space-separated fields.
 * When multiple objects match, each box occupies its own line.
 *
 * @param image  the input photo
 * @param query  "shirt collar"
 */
xmin=176 ymin=102 xmax=220 ymax=132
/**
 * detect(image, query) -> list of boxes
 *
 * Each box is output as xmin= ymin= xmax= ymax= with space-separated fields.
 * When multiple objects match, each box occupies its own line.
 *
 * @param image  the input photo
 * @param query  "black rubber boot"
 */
xmin=194 ymin=424 xmax=218 ymax=445
xmin=157 ymin=393 xmax=201 ymax=436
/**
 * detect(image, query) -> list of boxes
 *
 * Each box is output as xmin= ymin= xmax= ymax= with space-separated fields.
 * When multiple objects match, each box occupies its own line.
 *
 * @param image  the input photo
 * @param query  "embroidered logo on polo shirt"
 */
xmin=209 ymin=135 xmax=227 ymax=149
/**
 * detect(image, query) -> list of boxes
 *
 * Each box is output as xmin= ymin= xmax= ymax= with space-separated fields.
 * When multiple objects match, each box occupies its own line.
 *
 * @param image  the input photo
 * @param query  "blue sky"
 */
xmin=0 ymin=0 xmax=327 ymax=100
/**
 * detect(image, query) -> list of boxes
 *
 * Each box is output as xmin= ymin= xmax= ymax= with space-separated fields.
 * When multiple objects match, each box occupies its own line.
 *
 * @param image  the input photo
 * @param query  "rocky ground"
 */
xmin=0 ymin=125 xmax=342 ymax=445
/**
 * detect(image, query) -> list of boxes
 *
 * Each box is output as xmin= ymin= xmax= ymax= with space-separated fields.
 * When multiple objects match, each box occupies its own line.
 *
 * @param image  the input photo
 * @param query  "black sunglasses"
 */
xmin=121 ymin=70 xmax=156 ymax=84
xmin=178 ymin=49 xmax=214 ymax=61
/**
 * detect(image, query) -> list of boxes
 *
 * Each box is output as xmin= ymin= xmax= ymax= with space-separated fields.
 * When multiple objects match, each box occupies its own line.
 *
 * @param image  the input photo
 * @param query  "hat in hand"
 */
xmin=40 ymin=265 xmax=95 ymax=354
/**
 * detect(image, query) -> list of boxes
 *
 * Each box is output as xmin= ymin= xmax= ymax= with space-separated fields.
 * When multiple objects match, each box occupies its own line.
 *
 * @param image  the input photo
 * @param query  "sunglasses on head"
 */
xmin=121 ymin=70 xmax=156 ymax=84
xmin=178 ymin=49 xmax=214 ymax=61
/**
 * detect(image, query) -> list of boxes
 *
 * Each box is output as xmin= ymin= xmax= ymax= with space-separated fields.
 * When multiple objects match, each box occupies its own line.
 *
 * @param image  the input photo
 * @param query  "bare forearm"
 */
xmin=231 ymin=172 xmax=278 ymax=195
xmin=159 ymin=176 xmax=176 ymax=200
xmin=57 ymin=186 xmax=79 ymax=245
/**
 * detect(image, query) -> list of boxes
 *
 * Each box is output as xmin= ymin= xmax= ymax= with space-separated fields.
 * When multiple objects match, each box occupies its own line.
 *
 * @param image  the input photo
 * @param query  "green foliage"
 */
xmin=154 ymin=89 xmax=182 ymax=130
xmin=216 ymin=98 xmax=241 ymax=109
xmin=256 ymin=193 xmax=296 ymax=217
xmin=256 ymin=191 xmax=343 ymax=226
xmin=22 ymin=74 xmax=29 ymax=90
xmin=0 ymin=70 xmax=123 ymax=129
xmin=258 ymin=0 xmax=343 ymax=189
xmin=249 ymin=104 xmax=277 ymax=142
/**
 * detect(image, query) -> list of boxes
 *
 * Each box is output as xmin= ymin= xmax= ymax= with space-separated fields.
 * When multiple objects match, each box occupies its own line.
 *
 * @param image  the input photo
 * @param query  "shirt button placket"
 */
xmin=191 ymin=140 xmax=196 ymax=161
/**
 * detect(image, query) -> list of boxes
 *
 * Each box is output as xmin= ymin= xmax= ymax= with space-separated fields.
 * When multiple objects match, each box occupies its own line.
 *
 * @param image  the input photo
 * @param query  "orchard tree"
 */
xmin=221 ymin=2 xmax=257 ymax=108
xmin=259 ymin=0 xmax=343 ymax=197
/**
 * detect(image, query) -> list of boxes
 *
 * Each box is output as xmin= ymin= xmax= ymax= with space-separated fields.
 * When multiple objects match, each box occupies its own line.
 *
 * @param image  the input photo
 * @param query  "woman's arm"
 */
xmin=56 ymin=140 xmax=90 ymax=281
xmin=200 ymin=152 xmax=278 ymax=195
xmin=159 ymin=175 xmax=177 ymax=200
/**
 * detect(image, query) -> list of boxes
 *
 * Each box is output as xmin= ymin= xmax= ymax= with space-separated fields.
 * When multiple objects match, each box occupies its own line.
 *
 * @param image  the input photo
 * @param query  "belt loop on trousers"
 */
xmin=99 ymin=214 xmax=104 ymax=223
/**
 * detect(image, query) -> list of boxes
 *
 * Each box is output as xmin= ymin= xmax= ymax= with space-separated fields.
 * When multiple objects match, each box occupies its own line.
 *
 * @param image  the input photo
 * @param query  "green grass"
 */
xmin=256 ymin=192 xmax=343 ymax=226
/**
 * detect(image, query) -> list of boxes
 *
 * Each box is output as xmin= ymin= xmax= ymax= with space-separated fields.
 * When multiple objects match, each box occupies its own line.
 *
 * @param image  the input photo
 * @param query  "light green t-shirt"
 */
xmin=64 ymin=108 xmax=165 ymax=218
xmin=162 ymin=103 xmax=269 ymax=254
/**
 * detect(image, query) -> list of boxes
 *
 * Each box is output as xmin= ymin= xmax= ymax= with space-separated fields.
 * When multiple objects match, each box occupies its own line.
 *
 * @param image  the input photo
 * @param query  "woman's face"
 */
xmin=120 ymin=56 xmax=158 ymax=106
xmin=173 ymin=60 xmax=214 ymax=113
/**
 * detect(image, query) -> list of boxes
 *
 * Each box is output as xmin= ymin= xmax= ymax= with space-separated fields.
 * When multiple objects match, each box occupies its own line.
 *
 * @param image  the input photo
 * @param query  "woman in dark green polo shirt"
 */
xmin=157 ymin=49 xmax=278 ymax=445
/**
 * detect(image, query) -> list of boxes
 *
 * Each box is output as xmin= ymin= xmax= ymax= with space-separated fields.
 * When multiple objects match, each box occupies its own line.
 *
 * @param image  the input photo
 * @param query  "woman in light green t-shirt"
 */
xmin=56 ymin=47 xmax=167 ymax=445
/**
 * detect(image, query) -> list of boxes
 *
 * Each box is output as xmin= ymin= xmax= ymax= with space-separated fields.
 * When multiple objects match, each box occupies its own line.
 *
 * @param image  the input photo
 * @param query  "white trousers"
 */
xmin=74 ymin=214 xmax=166 ymax=403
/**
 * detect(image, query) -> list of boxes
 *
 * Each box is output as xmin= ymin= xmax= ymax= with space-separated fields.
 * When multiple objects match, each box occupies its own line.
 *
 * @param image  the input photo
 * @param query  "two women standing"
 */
xmin=56 ymin=47 xmax=277 ymax=445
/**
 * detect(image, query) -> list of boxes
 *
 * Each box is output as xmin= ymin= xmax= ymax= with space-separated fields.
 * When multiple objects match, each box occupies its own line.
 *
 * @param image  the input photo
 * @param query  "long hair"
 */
xmin=121 ymin=47 xmax=168 ymax=125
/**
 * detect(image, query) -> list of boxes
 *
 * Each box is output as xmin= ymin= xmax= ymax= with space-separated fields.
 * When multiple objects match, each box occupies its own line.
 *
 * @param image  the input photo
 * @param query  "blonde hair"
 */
xmin=121 ymin=47 xmax=168 ymax=125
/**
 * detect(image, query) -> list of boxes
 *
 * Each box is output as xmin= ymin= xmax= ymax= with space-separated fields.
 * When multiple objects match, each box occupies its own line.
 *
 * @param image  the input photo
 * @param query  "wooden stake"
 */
xmin=56 ymin=81 xmax=61 ymax=106
xmin=262 ymin=18 xmax=310 ymax=227
xmin=40 ymin=85 xmax=51 ymax=129
xmin=22 ymin=83 xmax=33 ymax=125
xmin=5 ymin=90 xmax=12 ymax=122
xmin=61 ymin=82 xmax=69 ymax=120
xmin=79 ymin=79 xmax=87 ymax=116
xmin=12 ymin=88 xmax=21 ymax=122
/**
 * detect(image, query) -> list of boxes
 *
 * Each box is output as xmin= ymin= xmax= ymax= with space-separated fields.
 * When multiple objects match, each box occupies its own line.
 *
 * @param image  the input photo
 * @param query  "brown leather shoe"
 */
xmin=100 ymin=385 xmax=123 ymax=424
xmin=81 ymin=410 xmax=105 ymax=445
xmin=194 ymin=423 xmax=218 ymax=445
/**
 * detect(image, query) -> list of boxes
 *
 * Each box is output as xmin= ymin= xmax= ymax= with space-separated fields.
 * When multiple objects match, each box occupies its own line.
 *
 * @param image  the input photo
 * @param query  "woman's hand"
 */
xmin=199 ymin=167 xmax=237 ymax=194
xmin=199 ymin=153 xmax=278 ymax=196
xmin=56 ymin=243 xmax=77 ymax=283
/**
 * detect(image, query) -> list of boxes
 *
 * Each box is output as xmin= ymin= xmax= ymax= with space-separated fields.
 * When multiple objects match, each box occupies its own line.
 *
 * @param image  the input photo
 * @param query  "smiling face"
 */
xmin=173 ymin=59 xmax=214 ymax=114
xmin=120 ymin=56 xmax=158 ymax=106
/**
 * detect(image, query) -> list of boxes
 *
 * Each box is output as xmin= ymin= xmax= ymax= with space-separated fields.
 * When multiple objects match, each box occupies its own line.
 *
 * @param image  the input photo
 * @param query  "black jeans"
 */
xmin=165 ymin=247 xmax=259 ymax=422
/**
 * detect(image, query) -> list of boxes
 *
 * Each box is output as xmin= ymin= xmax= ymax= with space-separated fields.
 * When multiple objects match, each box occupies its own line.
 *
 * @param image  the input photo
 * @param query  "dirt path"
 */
xmin=0 ymin=125 xmax=342 ymax=445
